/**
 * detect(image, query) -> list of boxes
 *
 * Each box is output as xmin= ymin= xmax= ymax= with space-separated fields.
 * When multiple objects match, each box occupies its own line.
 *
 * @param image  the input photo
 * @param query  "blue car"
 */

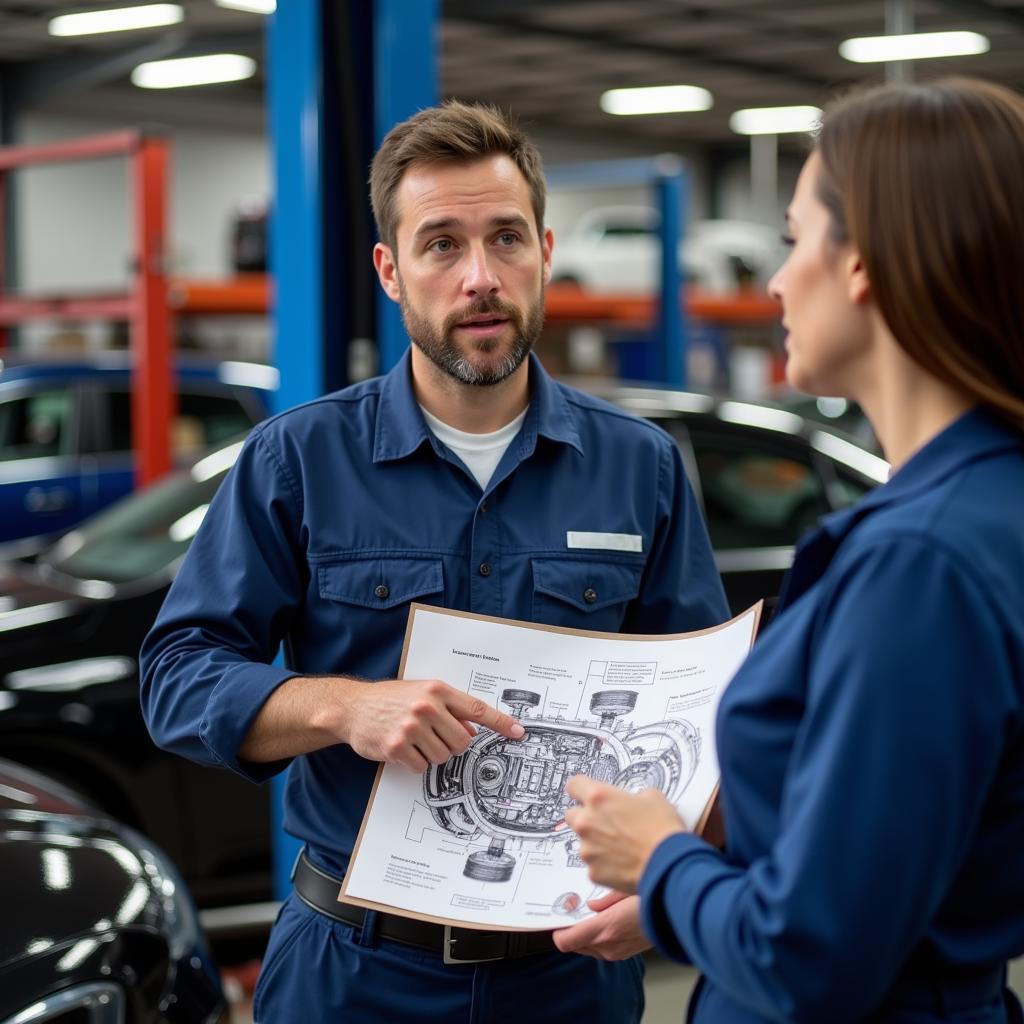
xmin=0 ymin=352 xmax=277 ymax=542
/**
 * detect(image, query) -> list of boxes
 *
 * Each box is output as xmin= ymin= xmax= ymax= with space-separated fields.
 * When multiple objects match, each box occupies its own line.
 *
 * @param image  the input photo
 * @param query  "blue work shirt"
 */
xmin=140 ymin=352 xmax=728 ymax=877
xmin=639 ymin=408 xmax=1024 ymax=1022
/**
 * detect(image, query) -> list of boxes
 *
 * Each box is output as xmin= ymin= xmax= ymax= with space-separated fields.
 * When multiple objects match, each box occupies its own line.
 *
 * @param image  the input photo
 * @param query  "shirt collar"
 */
xmin=373 ymin=350 xmax=583 ymax=464
xmin=819 ymin=406 xmax=1022 ymax=543
xmin=778 ymin=407 xmax=1021 ymax=610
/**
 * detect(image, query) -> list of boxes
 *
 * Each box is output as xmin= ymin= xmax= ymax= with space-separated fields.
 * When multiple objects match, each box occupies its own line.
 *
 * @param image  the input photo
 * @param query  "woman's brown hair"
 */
xmin=814 ymin=77 xmax=1024 ymax=429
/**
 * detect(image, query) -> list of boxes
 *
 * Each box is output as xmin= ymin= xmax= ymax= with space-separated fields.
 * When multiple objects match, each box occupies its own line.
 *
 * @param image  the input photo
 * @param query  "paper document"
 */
xmin=340 ymin=602 xmax=760 ymax=931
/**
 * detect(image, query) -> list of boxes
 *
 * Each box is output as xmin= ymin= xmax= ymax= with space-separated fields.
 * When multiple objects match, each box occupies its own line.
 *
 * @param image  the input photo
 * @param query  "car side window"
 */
xmin=0 ymin=389 xmax=72 ymax=461
xmin=831 ymin=473 xmax=873 ymax=508
xmin=107 ymin=388 xmax=255 ymax=456
xmin=179 ymin=391 xmax=255 ymax=448
xmin=688 ymin=428 xmax=831 ymax=550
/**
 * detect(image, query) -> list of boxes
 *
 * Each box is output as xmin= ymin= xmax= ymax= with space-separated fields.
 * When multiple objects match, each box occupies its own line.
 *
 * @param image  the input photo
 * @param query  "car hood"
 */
xmin=0 ymin=563 xmax=89 ymax=627
xmin=0 ymin=809 xmax=167 ymax=972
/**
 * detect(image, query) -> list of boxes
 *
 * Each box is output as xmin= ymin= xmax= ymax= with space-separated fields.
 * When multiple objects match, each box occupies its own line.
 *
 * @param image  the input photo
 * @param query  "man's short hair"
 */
xmin=370 ymin=100 xmax=546 ymax=252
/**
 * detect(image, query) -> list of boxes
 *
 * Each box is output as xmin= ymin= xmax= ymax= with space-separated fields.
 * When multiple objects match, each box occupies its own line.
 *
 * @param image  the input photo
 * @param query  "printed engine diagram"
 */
xmin=423 ymin=688 xmax=701 ymax=883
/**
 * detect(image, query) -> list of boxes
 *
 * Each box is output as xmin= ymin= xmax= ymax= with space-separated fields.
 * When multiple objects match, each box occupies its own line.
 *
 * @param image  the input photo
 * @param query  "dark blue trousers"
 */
xmin=254 ymin=894 xmax=645 ymax=1023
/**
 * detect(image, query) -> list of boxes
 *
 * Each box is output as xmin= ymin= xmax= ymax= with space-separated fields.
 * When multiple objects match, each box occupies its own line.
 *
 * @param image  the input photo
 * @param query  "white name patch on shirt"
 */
xmin=566 ymin=531 xmax=643 ymax=553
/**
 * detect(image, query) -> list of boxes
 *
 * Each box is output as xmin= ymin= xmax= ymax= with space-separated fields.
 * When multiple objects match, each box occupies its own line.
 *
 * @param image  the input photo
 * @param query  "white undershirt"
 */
xmin=420 ymin=405 xmax=528 ymax=491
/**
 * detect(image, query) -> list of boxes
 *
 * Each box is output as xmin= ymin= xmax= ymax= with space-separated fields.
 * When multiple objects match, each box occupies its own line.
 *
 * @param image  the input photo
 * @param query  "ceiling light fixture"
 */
xmin=131 ymin=53 xmax=257 ymax=89
xmin=729 ymin=105 xmax=822 ymax=135
xmin=600 ymin=85 xmax=713 ymax=116
xmin=49 ymin=3 xmax=183 ymax=37
xmin=839 ymin=30 xmax=989 ymax=63
xmin=213 ymin=0 xmax=276 ymax=12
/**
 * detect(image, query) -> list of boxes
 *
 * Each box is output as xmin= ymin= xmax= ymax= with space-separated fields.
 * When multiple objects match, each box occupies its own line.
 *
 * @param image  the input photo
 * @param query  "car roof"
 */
xmin=571 ymin=378 xmax=890 ymax=485
xmin=0 ymin=351 xmax=279 ymax=392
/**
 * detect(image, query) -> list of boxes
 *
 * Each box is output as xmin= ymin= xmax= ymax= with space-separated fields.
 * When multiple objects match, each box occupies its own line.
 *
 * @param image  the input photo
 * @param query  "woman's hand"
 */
xmin=552 ymin=890 xmax=652 ymax=960
xmin=564 ymin=775 xmax=687 ymax=893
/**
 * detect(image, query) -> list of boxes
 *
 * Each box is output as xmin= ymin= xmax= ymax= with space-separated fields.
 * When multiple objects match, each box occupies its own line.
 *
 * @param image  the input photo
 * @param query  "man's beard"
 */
xmin=398 ymin=278 xmax=545 ymax=386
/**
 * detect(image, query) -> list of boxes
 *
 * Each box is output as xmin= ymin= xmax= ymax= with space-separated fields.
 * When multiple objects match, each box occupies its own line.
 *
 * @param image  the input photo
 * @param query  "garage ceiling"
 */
xmin=0 ymin=0 xmax=1022 ymax=148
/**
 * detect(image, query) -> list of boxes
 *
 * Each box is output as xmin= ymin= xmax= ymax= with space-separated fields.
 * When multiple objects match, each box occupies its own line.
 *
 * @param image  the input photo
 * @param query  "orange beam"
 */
xmin=166 ymin=278 xmax=778 ymax=324
xmin=0 ymin=130 xmax=141 ymax=171
xmin=169 ymin=274 xmax=271 ymax=314
xmin=544 ymin=284 xmax=781 ymax=326
xmin=0 ymin=294 xmax=135 ymax=324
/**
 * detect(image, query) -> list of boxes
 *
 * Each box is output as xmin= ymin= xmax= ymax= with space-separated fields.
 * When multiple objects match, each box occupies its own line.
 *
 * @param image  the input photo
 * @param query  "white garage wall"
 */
xmin=15 ymin=112 xmax=270 ymax=293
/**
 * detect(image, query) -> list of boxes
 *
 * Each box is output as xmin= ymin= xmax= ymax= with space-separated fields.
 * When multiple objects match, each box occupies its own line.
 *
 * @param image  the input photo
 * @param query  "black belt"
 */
xmin=884 ymin=954 xmax=1008 ymax=1016
xmin=292 ymin=851 xmax=556 ymax=964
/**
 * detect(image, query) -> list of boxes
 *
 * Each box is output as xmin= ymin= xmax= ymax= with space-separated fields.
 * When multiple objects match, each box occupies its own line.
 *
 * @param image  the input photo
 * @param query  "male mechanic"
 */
xmin=140 ymin=101 xmax=728 ymax=1023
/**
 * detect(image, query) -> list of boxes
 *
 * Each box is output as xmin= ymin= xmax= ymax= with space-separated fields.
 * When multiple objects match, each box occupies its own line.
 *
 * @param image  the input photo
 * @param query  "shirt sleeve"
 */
xmin=139 ymin=427 xmax=304 ymax=783
xmin=623 ymin=435 xmax=730 ymax=633
xmin=638 ymin=536 xmax=1014 ymax=1023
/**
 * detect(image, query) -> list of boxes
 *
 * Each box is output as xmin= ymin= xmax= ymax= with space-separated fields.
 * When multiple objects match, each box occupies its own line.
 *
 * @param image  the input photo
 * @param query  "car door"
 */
xmin=656 ymin=416 xmax=834 ymax=614
xmin=588 ymin=219 xmax=658 ymax=292
xmin=0 ymin=380 xmax=90 ymax=541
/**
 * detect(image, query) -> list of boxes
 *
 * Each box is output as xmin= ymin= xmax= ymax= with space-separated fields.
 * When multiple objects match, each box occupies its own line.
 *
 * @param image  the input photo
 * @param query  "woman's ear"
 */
xmin=845 ymin=248 xmax=871 ymax=305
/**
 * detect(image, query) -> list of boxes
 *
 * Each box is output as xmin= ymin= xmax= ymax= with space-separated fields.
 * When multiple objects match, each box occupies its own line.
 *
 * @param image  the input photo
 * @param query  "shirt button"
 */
xmin=479 ymin=563 xmax=492 ymax=577
xmin=583 ymin=588 xmax=597 ymax=604
xmin=374 ymin=584 xmax=390 ymax=600
xmin=480 ymin=501 xmax=488 ymax=513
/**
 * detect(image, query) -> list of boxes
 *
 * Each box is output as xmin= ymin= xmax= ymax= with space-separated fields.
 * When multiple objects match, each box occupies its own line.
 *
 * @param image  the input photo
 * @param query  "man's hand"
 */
xmin=564 ymin=775 xmax=686 ymax=893
xmin=553 ymin=890 xmax=651 ymax=960
xmin=342 ymin=678 xmax=524 ymax=771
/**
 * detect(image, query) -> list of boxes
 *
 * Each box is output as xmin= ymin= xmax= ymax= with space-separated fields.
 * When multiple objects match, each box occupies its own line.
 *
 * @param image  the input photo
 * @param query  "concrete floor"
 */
xmin=224 ymin=953 xmax=1024 ymax=1023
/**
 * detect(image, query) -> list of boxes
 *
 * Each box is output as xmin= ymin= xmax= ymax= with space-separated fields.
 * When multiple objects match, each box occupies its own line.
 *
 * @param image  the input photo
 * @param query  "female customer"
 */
xmin=565 ymin=77 xmax=1024 ymax=1023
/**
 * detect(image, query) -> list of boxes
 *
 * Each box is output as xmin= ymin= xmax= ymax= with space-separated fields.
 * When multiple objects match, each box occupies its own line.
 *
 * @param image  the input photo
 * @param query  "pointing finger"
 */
xmin=447 ymin=691 xmax=525 ymax=739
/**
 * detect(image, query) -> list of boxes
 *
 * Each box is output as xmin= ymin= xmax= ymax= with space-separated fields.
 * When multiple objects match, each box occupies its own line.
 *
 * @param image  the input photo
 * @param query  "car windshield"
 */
xmin=41 ymin=439 xmax=243 ymax=583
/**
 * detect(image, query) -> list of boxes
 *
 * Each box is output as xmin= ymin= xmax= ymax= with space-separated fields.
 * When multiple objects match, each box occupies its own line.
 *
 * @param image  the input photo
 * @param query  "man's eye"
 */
xmin=496 ymin=233 xmax=519 ymax=246
xmin=430 ymin=239 xmax=454 ymax=253
xmin=780 ymin=233 xmax=796 ymax=247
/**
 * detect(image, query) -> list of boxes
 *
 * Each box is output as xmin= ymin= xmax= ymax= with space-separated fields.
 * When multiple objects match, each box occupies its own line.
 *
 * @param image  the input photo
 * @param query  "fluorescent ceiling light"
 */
xmin=840 ymin=31 xmax=989 ymax=63
xmin=730 ymin=105 xmax=823 ymax=135
xmin=49 ymin=3 xmax=183 ymax=36
xmin=213 ymin=0 xmax=276 ymax=11
xmin=132 ymin=53 xmax=256 ymax=89
xmin=601 ymin=85 xmax=713 ymax=116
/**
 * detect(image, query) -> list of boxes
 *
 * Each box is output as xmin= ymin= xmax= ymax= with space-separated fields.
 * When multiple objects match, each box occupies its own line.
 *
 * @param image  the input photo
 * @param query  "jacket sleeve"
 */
xmin=637 ymin=536 xmax=1014 ymax=1023
xmin=139 ymin=427 xmax=304 ymax=783
xmin=623 ymin=433 xmax=730 ymax=634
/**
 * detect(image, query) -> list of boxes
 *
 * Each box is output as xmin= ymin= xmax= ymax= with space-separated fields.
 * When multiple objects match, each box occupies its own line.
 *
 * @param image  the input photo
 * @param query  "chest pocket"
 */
xmin=318 ymin=558 xmax=443 ymax=608
xmin=532 ymin=557 xmax=643 ymax=632
xmin=317 ymin=557 xmax=445 ymax=652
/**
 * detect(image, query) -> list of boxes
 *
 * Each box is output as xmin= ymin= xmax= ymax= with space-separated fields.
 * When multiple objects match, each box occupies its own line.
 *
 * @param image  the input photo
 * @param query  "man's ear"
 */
xmin=541 ymin=227 xmax=554 ymax=286
xmin=845 ymin=247 xmax=871 ymax=305
xmin=374 ymin=242 xmax=401 ymax=303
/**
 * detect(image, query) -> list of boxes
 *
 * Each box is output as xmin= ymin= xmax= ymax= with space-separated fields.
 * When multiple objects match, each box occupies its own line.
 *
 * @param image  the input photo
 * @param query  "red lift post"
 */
xmin=0 ymin=129 xmax=173 ymax=486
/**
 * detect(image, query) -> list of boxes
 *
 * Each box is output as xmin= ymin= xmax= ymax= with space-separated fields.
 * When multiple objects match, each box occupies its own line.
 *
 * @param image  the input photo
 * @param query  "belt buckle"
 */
xmin=442 ymin=926 xmax=506 ymax=965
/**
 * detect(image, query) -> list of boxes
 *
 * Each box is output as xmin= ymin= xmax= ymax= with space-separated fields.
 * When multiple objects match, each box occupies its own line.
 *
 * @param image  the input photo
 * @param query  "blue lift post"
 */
xmin=266 ymin=0 xmax=324 ymax=900
xmin=266 ymin=0 xmax=438 ymax=900
xmin=374 ymin=0 xmax=439 ymax=373
xmin=545 ymin=155 xmax=690 ymax=387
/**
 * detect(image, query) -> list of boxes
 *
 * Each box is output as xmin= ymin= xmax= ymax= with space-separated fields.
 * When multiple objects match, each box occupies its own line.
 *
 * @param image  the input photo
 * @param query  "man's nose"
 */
xmin=462 ymin=244 xmax=500 ymax=297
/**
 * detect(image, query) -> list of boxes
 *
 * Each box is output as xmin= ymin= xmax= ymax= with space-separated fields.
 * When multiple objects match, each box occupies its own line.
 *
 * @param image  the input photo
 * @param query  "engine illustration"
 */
xmin=423 ymin=688 xmax=700 ymax=883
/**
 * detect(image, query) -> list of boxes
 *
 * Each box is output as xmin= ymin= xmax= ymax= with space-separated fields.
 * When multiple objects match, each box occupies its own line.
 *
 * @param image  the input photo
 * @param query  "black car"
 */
xmin=0 ymin=390 xmax=888 ymax=913
xmin=0 ymin=758 xmax=226 ymax=1023
xmin=602 ymin=385 xmax=888 ymax=612
xmin=0 ymin=438 xmax=270 ymax=911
